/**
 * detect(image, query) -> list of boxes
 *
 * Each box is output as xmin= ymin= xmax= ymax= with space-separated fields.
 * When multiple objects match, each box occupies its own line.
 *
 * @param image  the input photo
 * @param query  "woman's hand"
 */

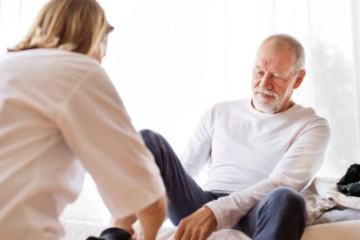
xmin=111 ymin=214 xmax=137 ymax=235
xmin=136 ymin=194 xmax=167 ymax=240
xmin=131 ymin=220 xmax=143 ymax=240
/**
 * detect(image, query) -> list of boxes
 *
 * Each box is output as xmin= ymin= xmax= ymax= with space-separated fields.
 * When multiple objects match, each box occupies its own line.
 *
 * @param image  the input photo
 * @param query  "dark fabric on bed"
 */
xmin=337 ymin=164 xmax=360 ymax=197
xmin=86 ymin=227 xmax=131 ymax=240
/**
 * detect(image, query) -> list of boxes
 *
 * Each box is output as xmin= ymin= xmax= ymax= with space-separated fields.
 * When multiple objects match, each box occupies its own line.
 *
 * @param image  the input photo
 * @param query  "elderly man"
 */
xmin=140 ymin=34 xmax=330 ymax=240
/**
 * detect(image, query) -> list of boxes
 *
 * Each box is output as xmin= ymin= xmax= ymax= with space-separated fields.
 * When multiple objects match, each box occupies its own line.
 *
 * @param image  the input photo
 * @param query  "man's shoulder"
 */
xmin=289 ymin=105 xmax=330 ymax=132
xmin=293 ymin=104 xmax=328 ymax=120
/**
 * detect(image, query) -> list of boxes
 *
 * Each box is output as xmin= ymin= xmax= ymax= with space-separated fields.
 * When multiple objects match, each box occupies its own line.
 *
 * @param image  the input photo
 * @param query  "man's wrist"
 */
xmin=203 ymin=206 xmax=217 ymax=226
xmin=205 ymin=200 xmax=226 ymax=230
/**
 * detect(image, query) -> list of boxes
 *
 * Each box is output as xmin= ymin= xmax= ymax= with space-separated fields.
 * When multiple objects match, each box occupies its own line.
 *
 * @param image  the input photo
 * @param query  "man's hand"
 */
xmin=174 ymin=206 xmax=217 ymax=240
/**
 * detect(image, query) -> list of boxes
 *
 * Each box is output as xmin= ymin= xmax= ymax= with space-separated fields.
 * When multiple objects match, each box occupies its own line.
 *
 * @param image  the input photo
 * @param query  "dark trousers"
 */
xmin=140 ymin=129 xmax=307 ymax=240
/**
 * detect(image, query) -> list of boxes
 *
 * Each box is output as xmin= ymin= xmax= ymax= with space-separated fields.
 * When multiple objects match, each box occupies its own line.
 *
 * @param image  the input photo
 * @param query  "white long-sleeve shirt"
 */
xmin=180 ymin=99 xmax=330 ymax=230
xmin=0 ymin=49 xmax=165 ymax=240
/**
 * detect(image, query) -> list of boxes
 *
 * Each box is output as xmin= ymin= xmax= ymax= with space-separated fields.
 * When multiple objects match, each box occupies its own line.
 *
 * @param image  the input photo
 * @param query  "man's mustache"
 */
xmin=253 ymin=87 xmax=279 ymax=100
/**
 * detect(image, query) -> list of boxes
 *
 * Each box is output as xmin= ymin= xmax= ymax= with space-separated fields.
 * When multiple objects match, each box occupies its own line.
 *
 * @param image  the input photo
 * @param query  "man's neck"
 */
xmin=277 ymin=100 xmax=295 ymax=113
xmin=251 ymin=99 xmax=295 ymax=114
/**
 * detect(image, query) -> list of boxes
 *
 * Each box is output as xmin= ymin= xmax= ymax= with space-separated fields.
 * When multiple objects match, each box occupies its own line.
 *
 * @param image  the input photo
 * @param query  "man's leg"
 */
xmin=140 ymin=129 xmax=225 ymax=226
xmin=235 ymin=187 xmax=307 ymax=240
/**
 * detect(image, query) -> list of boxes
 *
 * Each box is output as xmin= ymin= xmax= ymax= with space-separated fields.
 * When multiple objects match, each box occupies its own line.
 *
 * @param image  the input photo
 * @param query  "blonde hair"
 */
xmin=8 ymin=0 xmax=114 ymax=56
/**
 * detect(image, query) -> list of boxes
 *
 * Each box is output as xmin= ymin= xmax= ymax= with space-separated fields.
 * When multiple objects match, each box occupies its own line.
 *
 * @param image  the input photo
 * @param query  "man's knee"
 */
xmin=140 ymin=129 xmax=156 ymax=142
xmin=139 ymin=129 xmax=172 ymax=168
xmin=139 ymin=129 xmax=162 ymax=157
xmin=266 ymin=187 xmax=306 ymax=215
xmin=269 ymin=187 xmax=305 ymax=204
xmin=140 ymin=129 xmax=163 ymax=150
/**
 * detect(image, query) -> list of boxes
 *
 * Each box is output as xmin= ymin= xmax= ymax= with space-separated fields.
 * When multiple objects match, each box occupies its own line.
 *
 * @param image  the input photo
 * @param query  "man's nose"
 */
xmin=259 ymin=73 xmax=272 ymax=89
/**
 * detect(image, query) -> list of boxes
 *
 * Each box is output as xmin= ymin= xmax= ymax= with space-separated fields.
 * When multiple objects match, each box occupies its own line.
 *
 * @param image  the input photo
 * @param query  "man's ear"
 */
xmin=293 ymin=69 xmax=306 ymax=89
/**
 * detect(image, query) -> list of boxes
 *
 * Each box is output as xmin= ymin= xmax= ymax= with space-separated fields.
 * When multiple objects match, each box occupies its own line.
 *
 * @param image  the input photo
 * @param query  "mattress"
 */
xmin=60 ymin=217 xmax=360 ymax=240
xmin=60 ymin=176 xmax=360 ymax=239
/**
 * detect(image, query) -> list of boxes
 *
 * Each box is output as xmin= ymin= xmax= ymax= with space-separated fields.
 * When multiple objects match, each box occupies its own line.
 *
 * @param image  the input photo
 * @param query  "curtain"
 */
xmin=0 ymin=0 xmax=359 ymax=223
xmin=100 ymin=0 xmax=360 ymax=178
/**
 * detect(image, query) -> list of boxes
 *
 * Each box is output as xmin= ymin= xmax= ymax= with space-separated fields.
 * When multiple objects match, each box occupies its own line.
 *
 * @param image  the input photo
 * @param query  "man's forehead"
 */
xmin=255 ymin=51 xmax=292 ymax=73
xmin=254 ymin=59 xmax=290 ymax=72
xmin=255 ymin=63 xmax=283 ymax=71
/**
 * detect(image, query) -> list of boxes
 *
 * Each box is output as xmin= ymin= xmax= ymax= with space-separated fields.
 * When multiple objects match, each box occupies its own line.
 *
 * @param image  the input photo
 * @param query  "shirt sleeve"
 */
xmin=58 ymin=67 xmax=165 ymax=219
xmin=179 ymin=106 xmax=215 ymax=178
xmin=205 ymin=119 xmax=331 ymax=230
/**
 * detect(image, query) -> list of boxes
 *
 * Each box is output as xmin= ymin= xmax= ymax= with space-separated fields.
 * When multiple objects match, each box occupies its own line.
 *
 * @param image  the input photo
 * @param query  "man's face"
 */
xmin=251 ymin=41 xmax=302 ymax=113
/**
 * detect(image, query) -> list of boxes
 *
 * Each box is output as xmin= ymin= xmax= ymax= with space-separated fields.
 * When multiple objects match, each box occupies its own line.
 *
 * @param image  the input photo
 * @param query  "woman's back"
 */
xmin=0 ymin=0 xmax=167 ymax=239
xmin=0 ymin=47 xmax=165 ymax=240
xmin=0 ymin=49 xmax=102 ymax=239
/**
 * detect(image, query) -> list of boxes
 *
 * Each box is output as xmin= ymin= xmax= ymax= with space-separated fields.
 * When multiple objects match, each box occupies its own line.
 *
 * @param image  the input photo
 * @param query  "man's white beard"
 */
xmin=252 ymin=87 xmax=281 ymax=113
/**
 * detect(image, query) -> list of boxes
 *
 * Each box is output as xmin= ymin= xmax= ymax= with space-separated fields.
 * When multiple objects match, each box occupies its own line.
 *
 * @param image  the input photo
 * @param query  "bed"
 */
xmin=60 ymin=177 xmax=360 ymax=240
xmin=60 ymin=217 xmax=360 ymax=240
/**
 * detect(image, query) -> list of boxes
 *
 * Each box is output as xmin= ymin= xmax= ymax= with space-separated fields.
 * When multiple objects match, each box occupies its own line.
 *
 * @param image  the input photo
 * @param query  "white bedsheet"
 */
xmin=60 ymin=217 xmax=250 ymax=240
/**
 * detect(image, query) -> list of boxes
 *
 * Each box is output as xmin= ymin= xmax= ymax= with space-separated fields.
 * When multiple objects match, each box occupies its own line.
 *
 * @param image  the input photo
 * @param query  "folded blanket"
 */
xmin=302 ymin=177 xmax=360 ymax=226
xmin=313 ymin=208 xmax=360 ymax=225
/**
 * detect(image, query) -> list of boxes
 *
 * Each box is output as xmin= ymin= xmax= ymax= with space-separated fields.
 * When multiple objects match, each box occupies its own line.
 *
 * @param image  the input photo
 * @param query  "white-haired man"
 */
xmin=140 ymin=34 xmax=330 ymax=240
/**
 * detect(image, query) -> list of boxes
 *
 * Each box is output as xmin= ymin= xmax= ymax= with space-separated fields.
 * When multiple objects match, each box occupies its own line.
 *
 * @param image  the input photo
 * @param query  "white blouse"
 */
xmin=0 ymin=49 xmax=165 ymax=240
